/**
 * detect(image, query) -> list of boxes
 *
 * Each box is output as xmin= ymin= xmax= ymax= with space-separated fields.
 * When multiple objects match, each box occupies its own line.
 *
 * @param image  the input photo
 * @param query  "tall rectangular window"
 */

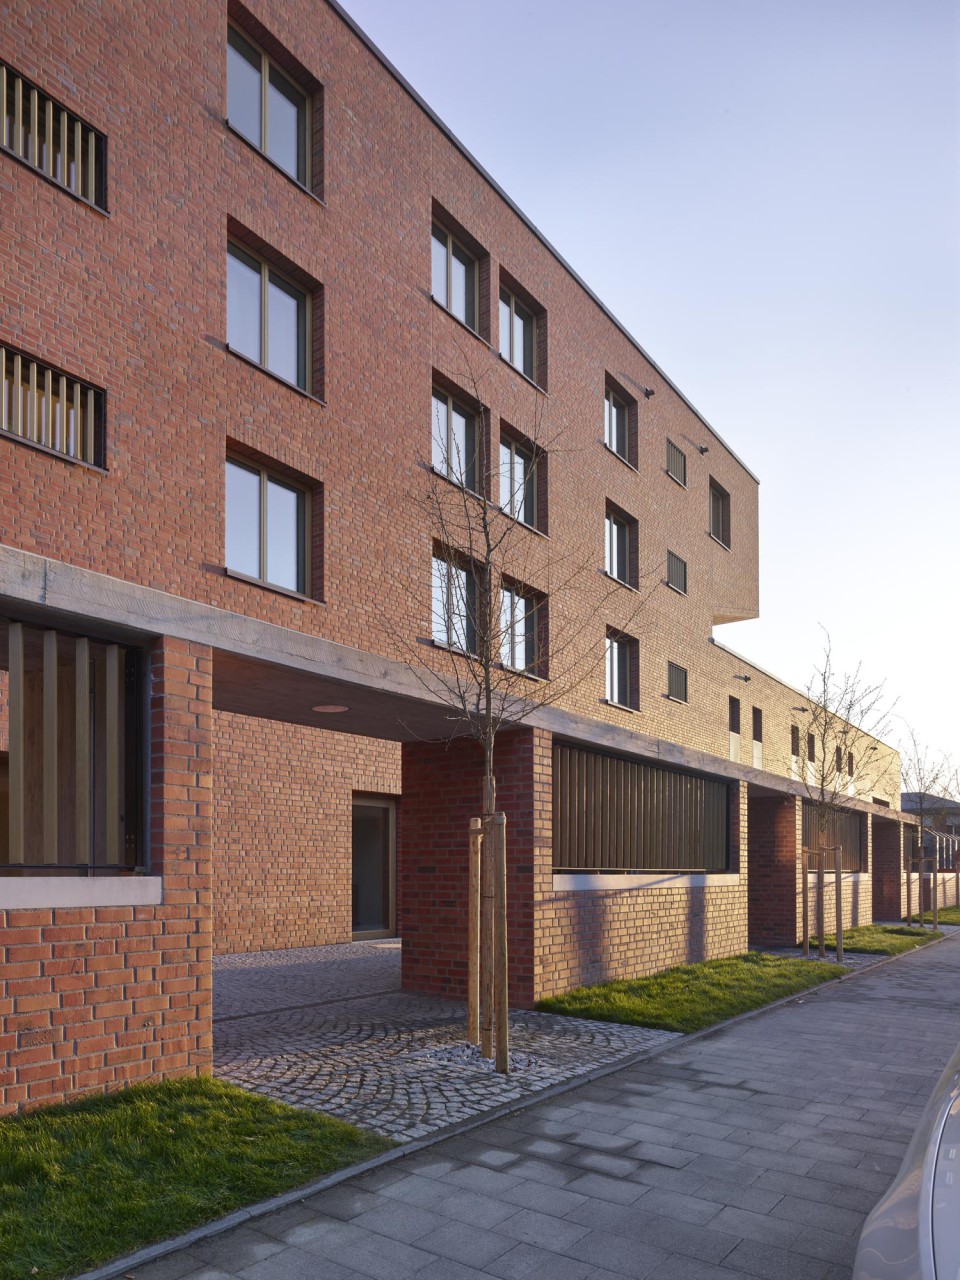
xmin=791 ymin=724 xmax=800 ymax=757
xmin=605 ymin=631 xmax=637 ymax=709
xmin=753 ymin=707 xmax=763 ymax=743
xmin=605 ymin=512 xmax=629 ymax=583
xmin=226 ymin=457 xmax=307 ymax=594
xmin=431 ymin=224 xmax=477 ymax=331
xmin=1 ymin=342 xmax=104 ymax=467
xmin=667 ymin=662 xmax=688 ymax=703
xmin=729 ymin=696 xmax=741 ymax=735
xmin=807 ymin=732 xmax=816 ymax=764
xmin=500 ymin=584 xmax=537 ymax=672
xmin=431 ymin=388 xmax=477 ymax=491
xmin=666 ymin=439 xmax=687 ymax=486
xmin=227 ymin=242 xmax=308 ymax=390
xmin=432 ymin=554 xmax=477 ymax=654
xmin=666 ymin=551 xmax=687 ymax=594
xmin=228 ymin=26 xmax=309 ymax=185
xmin=499 ymin=435 xmax=536 ymax=526
xmin=499 ymin=288 xmax=536 ymax=380
xmin=604 ymin=388 xmax=628 ymax=458
xmin=709 ymin=478 xmax=731 ymax=548
xmin=0 ymin=59 xmax=107 ymax=209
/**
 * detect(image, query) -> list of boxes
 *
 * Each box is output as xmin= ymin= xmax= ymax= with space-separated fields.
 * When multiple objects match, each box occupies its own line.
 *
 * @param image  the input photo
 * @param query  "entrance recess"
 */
xmin=351 ymin=796 xmax=396 ymax=939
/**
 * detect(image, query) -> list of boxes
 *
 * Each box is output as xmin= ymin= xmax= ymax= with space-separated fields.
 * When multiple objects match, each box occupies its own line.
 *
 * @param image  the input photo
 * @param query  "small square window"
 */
xmin=226 ymin=456 xmax=309 ymax=594
xmin=500 ymin=583 xmax=542 ymax=673
xmin=499 ymin=287 xmax=536 ymax=380
xmin=709 ymin=478 xmax=731 ymax=548
xmin=431 ymin=223 xmax=478 ymax=331
xmin=666 ymin=439 xmax=687 ymax=486
xmin=228 ymin=25 xmax=310 ymax=186
xmin=432 ymin=553 xmax=478 ymax=654
xmin=667 ymin=662 xmax=688 ymax=703
xmin=605 ymin=630 xmax=638 ymax=710
xmin=500 ymin=434 xmax=537 ymax=527
xmin=432 ymin=387 xmax=478 ymax=491
xmin=666 ymin=551 xmax=687 ymax=594
xmin=227 ymin=241 xmax=310 ymax=391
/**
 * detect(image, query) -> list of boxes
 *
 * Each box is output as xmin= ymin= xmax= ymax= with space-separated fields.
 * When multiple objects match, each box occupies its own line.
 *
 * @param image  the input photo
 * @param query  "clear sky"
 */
xmin=342 ymin=0 xmax=960 ymax=769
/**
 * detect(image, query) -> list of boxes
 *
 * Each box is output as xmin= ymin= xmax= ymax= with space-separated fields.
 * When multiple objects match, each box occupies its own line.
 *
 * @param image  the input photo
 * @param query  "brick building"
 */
xmin=0 ymin=0 xmax=922 ymax=1112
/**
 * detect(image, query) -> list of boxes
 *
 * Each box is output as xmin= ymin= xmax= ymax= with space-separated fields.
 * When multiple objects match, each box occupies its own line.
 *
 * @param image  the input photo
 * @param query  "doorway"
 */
xmin=351 ymin=796 xmax=396 ymax=939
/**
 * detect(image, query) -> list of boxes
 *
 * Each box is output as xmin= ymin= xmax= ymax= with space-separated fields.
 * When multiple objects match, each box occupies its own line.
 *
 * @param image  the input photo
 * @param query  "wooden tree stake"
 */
xmin=467 ymin=817 xmax=482 ymax=1045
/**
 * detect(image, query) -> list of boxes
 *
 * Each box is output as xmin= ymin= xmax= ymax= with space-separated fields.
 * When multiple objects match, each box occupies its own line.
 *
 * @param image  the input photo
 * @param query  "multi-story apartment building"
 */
xmin=0 ymin=0 xmax=921 ymax=1112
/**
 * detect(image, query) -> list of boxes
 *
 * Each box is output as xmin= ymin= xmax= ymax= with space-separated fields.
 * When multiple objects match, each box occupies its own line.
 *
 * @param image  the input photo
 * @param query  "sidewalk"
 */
xmin=126 ymin=932 xmax=960 ymax=1280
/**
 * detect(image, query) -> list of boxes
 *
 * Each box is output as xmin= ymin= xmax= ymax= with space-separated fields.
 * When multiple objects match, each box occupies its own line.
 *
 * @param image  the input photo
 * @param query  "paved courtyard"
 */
xmin=138 ymin=931 xmax=960 ymax=1280
xmin=214 ymin=941 xmax=677 ymax=1140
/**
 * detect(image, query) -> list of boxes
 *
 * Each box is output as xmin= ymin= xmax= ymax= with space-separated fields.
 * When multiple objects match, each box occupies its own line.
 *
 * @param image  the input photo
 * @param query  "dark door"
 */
xmin=351 ymin=797 xmax=395 ymax=938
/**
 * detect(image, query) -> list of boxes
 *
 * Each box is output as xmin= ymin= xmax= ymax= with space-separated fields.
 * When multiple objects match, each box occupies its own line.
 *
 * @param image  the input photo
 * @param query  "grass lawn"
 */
xmin=813 ymin=924 xmax=942 ymax=955
xmin=535 ymin=952 xmax=845 ymax=1034
xmin=0 ymin=1076 xmax=391 ymax=1280
xmin=907 ymin=905 xmax=960 ymax=926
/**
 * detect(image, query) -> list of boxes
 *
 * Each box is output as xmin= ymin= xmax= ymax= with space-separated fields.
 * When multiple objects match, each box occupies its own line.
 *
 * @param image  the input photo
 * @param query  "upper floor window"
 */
xmin=500 ymin=434 xmax=537 ymax=527
xmin=499 ymin=287 xmax=536 ymax=380
xmin=709 ymin=478 xmax=731 ymax=548
xmin=667 ymin=662 xmax=688 ymax=704
xmin=500 ymin=584 xmax=539 ymax=673
xmin=605 ymin=388 xmax=628 ymax=458
xmin=431 ymin=224 xmax=477 ymax=331
xmin=1 ymin=59 xmax=107 ymax=209
xmin=791 ymin=724 xmax=800 ymax=757
xmin=227 ymin=241 xmax=309 ymax=390
xmin=666 ymin=551 xmax=687 ymax=594
xmin=666 ymin=439 xmax=687 ymax=486
xmin=605 ymin=504 xmax=638 ymax=588
xmin=729 ymin=696 xmax=741 ymax=735
xmin=807 ymin=732 xmax=816 ymax=763
xmin=226 ymin=456 xmax=308 ymax=594
xmin=432 ymin=553 xmax=477 ymax=654
xmin=605 ymin=630 xmax=638 ymax=710
xmin=1 ymin=342 xmax=104 ymax=467
xmin=432 ymin=387 xmax=478 ymax=491
xmin=228 ymin=26 xmax=309 ymax=186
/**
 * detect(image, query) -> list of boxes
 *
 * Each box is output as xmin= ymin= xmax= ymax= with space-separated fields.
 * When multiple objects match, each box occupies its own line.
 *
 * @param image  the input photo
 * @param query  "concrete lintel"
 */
xmin=0 ymin=876 xmax=163 ymax=909
xmin=553 ymin=872 xmax=741 ymax=892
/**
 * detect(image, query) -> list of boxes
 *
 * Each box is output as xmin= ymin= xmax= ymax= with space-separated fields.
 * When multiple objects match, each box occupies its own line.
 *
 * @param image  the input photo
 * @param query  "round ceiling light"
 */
xmin=312 ymin=704 xmax=350 ymax=714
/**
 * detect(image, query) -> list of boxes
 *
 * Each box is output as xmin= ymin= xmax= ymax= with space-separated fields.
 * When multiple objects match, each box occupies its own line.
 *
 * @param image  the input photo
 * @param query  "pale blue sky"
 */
xmin=343 ymin=0 xmax=960 ymax=767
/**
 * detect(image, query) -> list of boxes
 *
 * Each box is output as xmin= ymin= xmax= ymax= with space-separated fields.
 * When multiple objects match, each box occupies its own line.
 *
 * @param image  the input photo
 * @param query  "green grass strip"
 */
xmin=906 ymin=905 xmax=960 ymax=926
xmin=813 ymin=924 xmax=942 ymax=955
xmin=535 ymin=952 xmax=845 ymax=1035
xmin=0 ymin=1076 xmax=391 ymax=1280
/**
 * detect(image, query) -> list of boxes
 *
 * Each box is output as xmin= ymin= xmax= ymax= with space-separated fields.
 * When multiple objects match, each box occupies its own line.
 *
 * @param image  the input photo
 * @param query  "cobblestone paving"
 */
xmin=213 ymin=942 xmax=676 ymax=1140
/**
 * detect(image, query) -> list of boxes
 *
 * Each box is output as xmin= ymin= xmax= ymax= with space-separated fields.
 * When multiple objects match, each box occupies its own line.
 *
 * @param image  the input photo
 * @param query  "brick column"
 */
xmin=399 ymin=727 xmax=545 ymax=1009
xmin=871 ymin=818 xmax=904 ymax=922
xmin=748 ymin=795 xmax=802 ymax=946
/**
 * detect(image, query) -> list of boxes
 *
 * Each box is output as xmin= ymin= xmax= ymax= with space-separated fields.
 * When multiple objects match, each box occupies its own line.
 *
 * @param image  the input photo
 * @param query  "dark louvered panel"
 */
xmin=801 ymin=802 xmax=864 ymax=871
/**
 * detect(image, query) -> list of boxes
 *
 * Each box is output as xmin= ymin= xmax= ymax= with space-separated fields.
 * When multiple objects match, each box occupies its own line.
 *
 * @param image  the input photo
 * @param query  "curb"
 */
xmin=74 ymin=927 xmax=959 ymax=1280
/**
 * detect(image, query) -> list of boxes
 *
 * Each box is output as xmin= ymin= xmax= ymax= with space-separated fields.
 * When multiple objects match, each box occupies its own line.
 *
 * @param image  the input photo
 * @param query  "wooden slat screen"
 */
xmin=802 ymin=802 xmax=863 ymax=872
xmin=1 ymin=341 xmax=104 ymax=466
xmin=553 ymin=742 xmax=730 ymax=872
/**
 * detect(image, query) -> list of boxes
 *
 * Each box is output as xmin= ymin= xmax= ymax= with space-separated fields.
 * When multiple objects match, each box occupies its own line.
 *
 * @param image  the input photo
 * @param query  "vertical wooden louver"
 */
xmin=553 ymin=742 xmax=730 ymax=873
xmin=0 ymin=58 xmax=106 ymax=208
xmin=801 ymin=802 xmax=863 ymax=872
xmin=0 ymin=343 xmax=103 ymax=466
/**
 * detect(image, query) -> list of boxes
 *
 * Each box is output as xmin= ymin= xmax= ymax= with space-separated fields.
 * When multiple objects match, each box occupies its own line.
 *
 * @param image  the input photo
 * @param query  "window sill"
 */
xmin=603 ymin=443 xmax=638 ymax=473
xmin=430 ymin=464 xmax=485 ymax=501
xmin=500 ymin=507 xmax=549 ymax=539
xmin=498 ymin=662 xmax=548 ymax=684
xmin=666 ymin=695 xmax=688 ymax=705
xmin=223 ymin=566 xmax=321 ymax=605
xmin=708 ymin=533 xmax=731 ymax=551
xmin=665 ymin=581 xmax=687 ymax=596
xmin=498 ymin=353 xmax=546 ymax=394
xmin=602 ymin=569 xmax=640 ymax=593
xmin=601 ymin=697 xmax=638 ymax=715
xmin=0 ymin=142 xmax=110 ymax=215
xmin=224 ymin=121 xmax=325 ymax=206
xmin=225 ymin=345 xmax=326 ymax=405
xmin=430 ymin=295 xmax=489 ymax=346
xmin=0 ymin=427 xmax=108 ymax=474
xmin=0 ymin=875 xmax=162 ymax=909
xmin=431 ymin=638 xmax=478 ymax=659
xmin=666 ymin=469 xmax=687 ymax=489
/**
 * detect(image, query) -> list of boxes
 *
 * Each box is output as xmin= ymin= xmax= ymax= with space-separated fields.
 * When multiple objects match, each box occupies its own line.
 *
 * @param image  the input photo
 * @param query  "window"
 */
xmin=605 ymin=511 xmax=629 ymax=583
xmin=500 ymin=434 xmax=536 ymax=526
xmin=431 ymin=224 xmax=477 ymax=330
xmin=666 ymin=439 xmax=687 ymax=486
xmin=500 ymin=584 xmax=539 ymax=672
xmin=227 ymin=242 xmax=309 ymax=390
xmin=791 ymin=724 xmax=800 ymax=757
xmin=432 ymin=388 xmax=478 ymax=491
xmin=499 ymin=287 xmax=536 ymax=380
xmin=226 ymin=457 xmax=308 ymax=594
xmin=1 ymin=342 xmax=104 ymax=466
xmin=666 ymin=551 xmax=687 ymax=594
xmin=709 ymin=478 xmax=731 ymax=547
xmin=432 ymin=554 xmax=477 ymax=654
xmin=1 ymin=59 xmax=107 ymax=209
xmin=605 ymin=630 xmax=637 ymax=709
xmin=753 ymin=707 xmax=763 ymax=741
xmin=836 ymin=747 xmax=843 ymax=775
xmin=227 ymin=26 xmax=309 ymax=185
xmin=807 ymin=732 xmax=816 ymax=763
xmin=604 ymin=388 xmax=628 ymax=459
xmin=667 ymin=662 xmax=688 ymax=703
xmin=729 ymin=696 xmax=741 ymax=735
xmin=847 ymin=751 xmax=854 ymax=776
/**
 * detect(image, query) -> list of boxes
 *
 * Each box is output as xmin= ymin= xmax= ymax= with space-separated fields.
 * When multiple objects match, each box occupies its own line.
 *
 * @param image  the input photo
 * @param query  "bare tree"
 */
xmin=899 ymin=724 xmax=956 ymax=925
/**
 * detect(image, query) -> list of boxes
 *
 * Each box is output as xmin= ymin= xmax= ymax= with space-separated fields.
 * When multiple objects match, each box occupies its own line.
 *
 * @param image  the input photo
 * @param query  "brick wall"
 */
xmin=212 ymin=711 xmax=399 ymax=954
xmin=747 ymin=796 xmax=801 ymax=946
xmin=0 ymin=636 xmax=212 ymax=1114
